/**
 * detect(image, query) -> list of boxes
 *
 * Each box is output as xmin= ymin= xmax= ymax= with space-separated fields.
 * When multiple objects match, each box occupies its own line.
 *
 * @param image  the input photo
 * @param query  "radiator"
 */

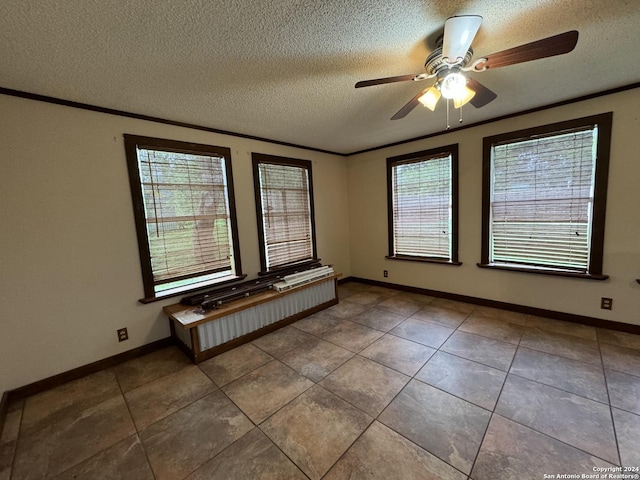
xmin=198 ymin=278 xmax=335 ymax=350
xmin=165 ymin=276 xmax=338 ymax=363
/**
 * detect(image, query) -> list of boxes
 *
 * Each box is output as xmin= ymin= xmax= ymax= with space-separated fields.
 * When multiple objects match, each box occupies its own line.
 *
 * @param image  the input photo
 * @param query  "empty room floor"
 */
xmin=2 ymin=281 xmax=640 ymax=480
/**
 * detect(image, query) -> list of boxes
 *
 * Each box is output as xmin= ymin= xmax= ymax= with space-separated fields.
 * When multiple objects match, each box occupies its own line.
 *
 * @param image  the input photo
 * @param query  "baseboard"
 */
xmin=0 ymin=391 xmax=8 ymax=442
xmin=2 ymin=336 xmax=175 ymax=420
xmin=337 ymin=276 xmax=354 ymax=285
xmin=343 ymin=277 xmax=640 ymax=335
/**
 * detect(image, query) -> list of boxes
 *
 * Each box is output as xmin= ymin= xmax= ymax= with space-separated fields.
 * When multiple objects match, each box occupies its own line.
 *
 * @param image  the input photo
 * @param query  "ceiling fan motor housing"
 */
xmin=424 ymin=46 xmax=474 ymax=77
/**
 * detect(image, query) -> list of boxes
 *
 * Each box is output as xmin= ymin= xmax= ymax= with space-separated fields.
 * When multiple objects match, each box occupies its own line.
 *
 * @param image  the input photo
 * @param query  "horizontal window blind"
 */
xmin=391 ymin=154 xmax=452 ymax=259
xmin=137 ymin=148 xmax=235 ymax=291
xmin=257 ymin=162 xmax=314 ymax=269
xmin=490 ymin=127 xmax=597 ymax=271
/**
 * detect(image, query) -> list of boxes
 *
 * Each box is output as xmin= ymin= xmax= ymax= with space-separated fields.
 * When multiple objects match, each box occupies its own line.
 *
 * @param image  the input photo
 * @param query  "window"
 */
xmin=480 ymin=113 xmax=612 ymax=279
xmin=252 ymin=153 xmax=317 ymax=272
xmin=387 ymin=145 xmax=460 ymax=264
xmin=124 ymin=135 xmax=242 ymax=301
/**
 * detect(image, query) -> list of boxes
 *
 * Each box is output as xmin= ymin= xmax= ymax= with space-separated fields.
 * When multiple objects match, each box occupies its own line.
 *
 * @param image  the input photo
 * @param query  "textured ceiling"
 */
xmin=1 ymin=0 xmax=639 ymax=154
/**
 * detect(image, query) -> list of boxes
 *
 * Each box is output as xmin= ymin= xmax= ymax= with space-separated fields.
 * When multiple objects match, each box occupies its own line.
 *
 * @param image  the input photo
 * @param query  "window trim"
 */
xmin=386 ymin=144 xmax=461 ymax=265
xmin=124 ymin=134 xmax=243 ymax=302
xmin=479 ymin=112 xmax=613 ymax=280
xmin=251 ymin=153 xmax=318 ymax=274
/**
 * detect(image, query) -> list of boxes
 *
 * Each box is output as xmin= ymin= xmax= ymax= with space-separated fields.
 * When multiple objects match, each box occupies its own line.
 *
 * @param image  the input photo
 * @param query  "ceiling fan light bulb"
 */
xmin=440 ymin=72 xmax=467 ymax=99
xmin=418 ymin=86 xmax=441 ymax=111
xmin=453 ymin=85 xmax=476 ymax=108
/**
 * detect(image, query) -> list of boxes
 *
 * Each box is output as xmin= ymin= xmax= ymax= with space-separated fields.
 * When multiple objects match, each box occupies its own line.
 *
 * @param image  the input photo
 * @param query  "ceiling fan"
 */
xmin=355 ymin=16 xmax=578 ymax=122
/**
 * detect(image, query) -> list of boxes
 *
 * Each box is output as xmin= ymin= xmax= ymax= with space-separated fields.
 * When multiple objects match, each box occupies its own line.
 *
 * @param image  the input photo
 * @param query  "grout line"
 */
xmin=10 ymin=282 xmax=638 ymax=479
xmin=114 ymin=368 xmax=158 ymax=480
xmin=599 ymin=336 xmax=624 ymax=467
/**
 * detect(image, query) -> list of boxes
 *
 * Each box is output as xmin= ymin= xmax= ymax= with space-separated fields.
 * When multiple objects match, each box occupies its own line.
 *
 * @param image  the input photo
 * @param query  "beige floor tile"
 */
xmin=495 ymin=375 xmax=618 ymax=464
xmin=598 ymin=328 xmax=640 ymax=350
xmin=12 ymin=395 xmax=135 ymax=480
xmin=291 ymin=311 xmax=345 ymax=336
xmin=125 ymin=365 xmax=216 ymax=430
xmin=606 ymin=369 xmax=640 ymax=415
xmin=519 ymin=328 xmax=601 ymax=365
xmin=458 ymin=315 xmax=523 ymax=344
xmin=198 ymin=343 xmax=273 ymax=387
xmin=0 ymin=408 xmax=22 ymax=444
xmin=360 ymin=334 xmax=436 ymax=376
xmin=440 ymin=331 xmax=517 ymax=371
xmin=279 ymin=337 xmax=354 ymax=382
xmin=322 ymin=320 xmax=384 ymax=352
xmin=390 ymin=318 xmax=454 ymax=348
xmin=324 ymin=300 xmax=368 ymax=319
xmin=186 ymin=427 xmax=307 ymax=480
xmin=252 ymin=326 xmax=316 ymax=358
xmin=409 ymin=304 xmax=469 ymax=329
xmin=378 ymin=295 xmax=424 ymax=317
xmin=600 ymin=343 xmax=640 ymax=376
xmin=346 ymin=290 xmax=391 ymax=306
xmin=472 ymin=414 xmax=616 ymax=480
xmin=524 ymin=316 xmax=597 ymax=341
xmin=612 ymin=408 xmax=640 ymax=469
xmin=510 ymin=347 xmax=608 ymax=402
xmin=379 ymin=380 xmax=491 ymax=474
xmin=324 ymin=421 xmax=466 ymax=480
xmin=0 ymin=441 xmax=16 ymax=480
xmin=20 ymin=369 xmax=121 ymax=434
xmin=261 ymin=385 xmax=372 ymax=480
xmin=416 ymin=351 xmax=506 ymax=410
xmin=223 ymin=360 xmax=313 ymax=423
xmin=350 ymin=307 xmax=406 ymax=332
xmin=114 ymin=346 xmax=192 ymax=392
xmin=51 ymin=435 xmax=154 ymax=480
xmin=141 ymin=390 xmax=253 ymax=480
xmin=430 ymin=298 xmax=476 ymax=315
xmin=319 ymin=356 xmax=409 ymax=416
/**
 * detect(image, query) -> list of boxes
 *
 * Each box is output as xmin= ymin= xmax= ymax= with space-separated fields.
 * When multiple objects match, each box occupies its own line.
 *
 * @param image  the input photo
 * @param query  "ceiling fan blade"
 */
xmin=475 ymin=30 xmax=578 ymax=70
xmin=442 ymin=15 xmax=482 ymax=64
xmin=391 ymin=87 xmax=431 ymax=120
xmin=355 ymin=73 xmax=427 ymax=88
xmin=467 ymin=78 xmax=497 ymax=108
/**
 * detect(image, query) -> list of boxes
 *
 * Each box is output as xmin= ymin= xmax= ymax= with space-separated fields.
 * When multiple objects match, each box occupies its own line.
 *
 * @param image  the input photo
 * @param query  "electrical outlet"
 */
xmin=601 ymin=298 xmax=613 ymax=310
xmin=383 ymin=270 xmax=388 ymax=278
xmin=117 ymin=328 xmax=129 ymax=342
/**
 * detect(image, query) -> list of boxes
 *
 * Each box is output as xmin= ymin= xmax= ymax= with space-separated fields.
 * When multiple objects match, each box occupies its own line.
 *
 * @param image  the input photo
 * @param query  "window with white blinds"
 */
xmin=124 ymin=135 xmax=241 ymax=299
xmin=387 ymin=145 xmax=459 ymax=263
xmin=252 ymin=154 xmax=317 ymax=271
xmin=481 ymin=113 xmax=613 ymax=278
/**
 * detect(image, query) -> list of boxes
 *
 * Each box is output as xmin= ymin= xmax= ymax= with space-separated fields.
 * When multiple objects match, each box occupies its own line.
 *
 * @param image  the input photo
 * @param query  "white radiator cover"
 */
xmin=197 ymin=278 xmax=335 ymax=351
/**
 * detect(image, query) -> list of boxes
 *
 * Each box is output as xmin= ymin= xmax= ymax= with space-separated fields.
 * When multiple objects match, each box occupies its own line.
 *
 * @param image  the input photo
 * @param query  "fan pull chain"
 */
xmin=459 ymin=105 xmax=463 ymax=123
xmin=446 ymin=99 xmax=450 ymax=129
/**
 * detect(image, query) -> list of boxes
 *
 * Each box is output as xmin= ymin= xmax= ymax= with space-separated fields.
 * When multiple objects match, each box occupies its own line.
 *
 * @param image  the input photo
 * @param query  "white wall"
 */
xmin=347 ymin=88 xmax=640 ymax=326
xmin=0 ymin=94 xmax=351 ymax=393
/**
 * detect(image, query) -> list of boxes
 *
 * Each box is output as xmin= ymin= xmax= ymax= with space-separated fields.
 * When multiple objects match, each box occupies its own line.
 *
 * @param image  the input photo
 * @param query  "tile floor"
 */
xmin=2 ymin=281 xmax=640 ymax=480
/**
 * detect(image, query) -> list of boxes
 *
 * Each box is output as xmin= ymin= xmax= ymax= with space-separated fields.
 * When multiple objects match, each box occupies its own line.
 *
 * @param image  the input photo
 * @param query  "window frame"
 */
xmin=251 ymin=153 xmax=318 ymax=274
xmin=386 ymin=144 xmax=461 ymax=265
xmin=479 ymin=112 xmax=613 ymax=280
xmin=124 ymin=134 xmax=243 ymax=302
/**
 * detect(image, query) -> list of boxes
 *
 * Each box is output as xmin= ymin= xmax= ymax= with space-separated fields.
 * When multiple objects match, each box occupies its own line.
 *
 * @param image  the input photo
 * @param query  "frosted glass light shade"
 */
xmin=418 ymin=86 xmax=441 ymax=111
xmin=453 ymin=85 xmax=476 ymax=108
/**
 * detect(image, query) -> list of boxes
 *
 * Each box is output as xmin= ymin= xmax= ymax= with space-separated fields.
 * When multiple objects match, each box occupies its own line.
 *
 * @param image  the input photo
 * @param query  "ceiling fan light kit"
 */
xmin=355 ymin=15 xmax=579 ymax=128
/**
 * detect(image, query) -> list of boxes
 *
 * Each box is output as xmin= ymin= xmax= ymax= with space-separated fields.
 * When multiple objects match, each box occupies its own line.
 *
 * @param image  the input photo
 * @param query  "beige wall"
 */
xmin=0 ymin=94 xmax=350 ymax=393
xmin=347 ymin=88 xmax=640 ymax=326
xmin=2 ymin=87 xmax=639 ymax=393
